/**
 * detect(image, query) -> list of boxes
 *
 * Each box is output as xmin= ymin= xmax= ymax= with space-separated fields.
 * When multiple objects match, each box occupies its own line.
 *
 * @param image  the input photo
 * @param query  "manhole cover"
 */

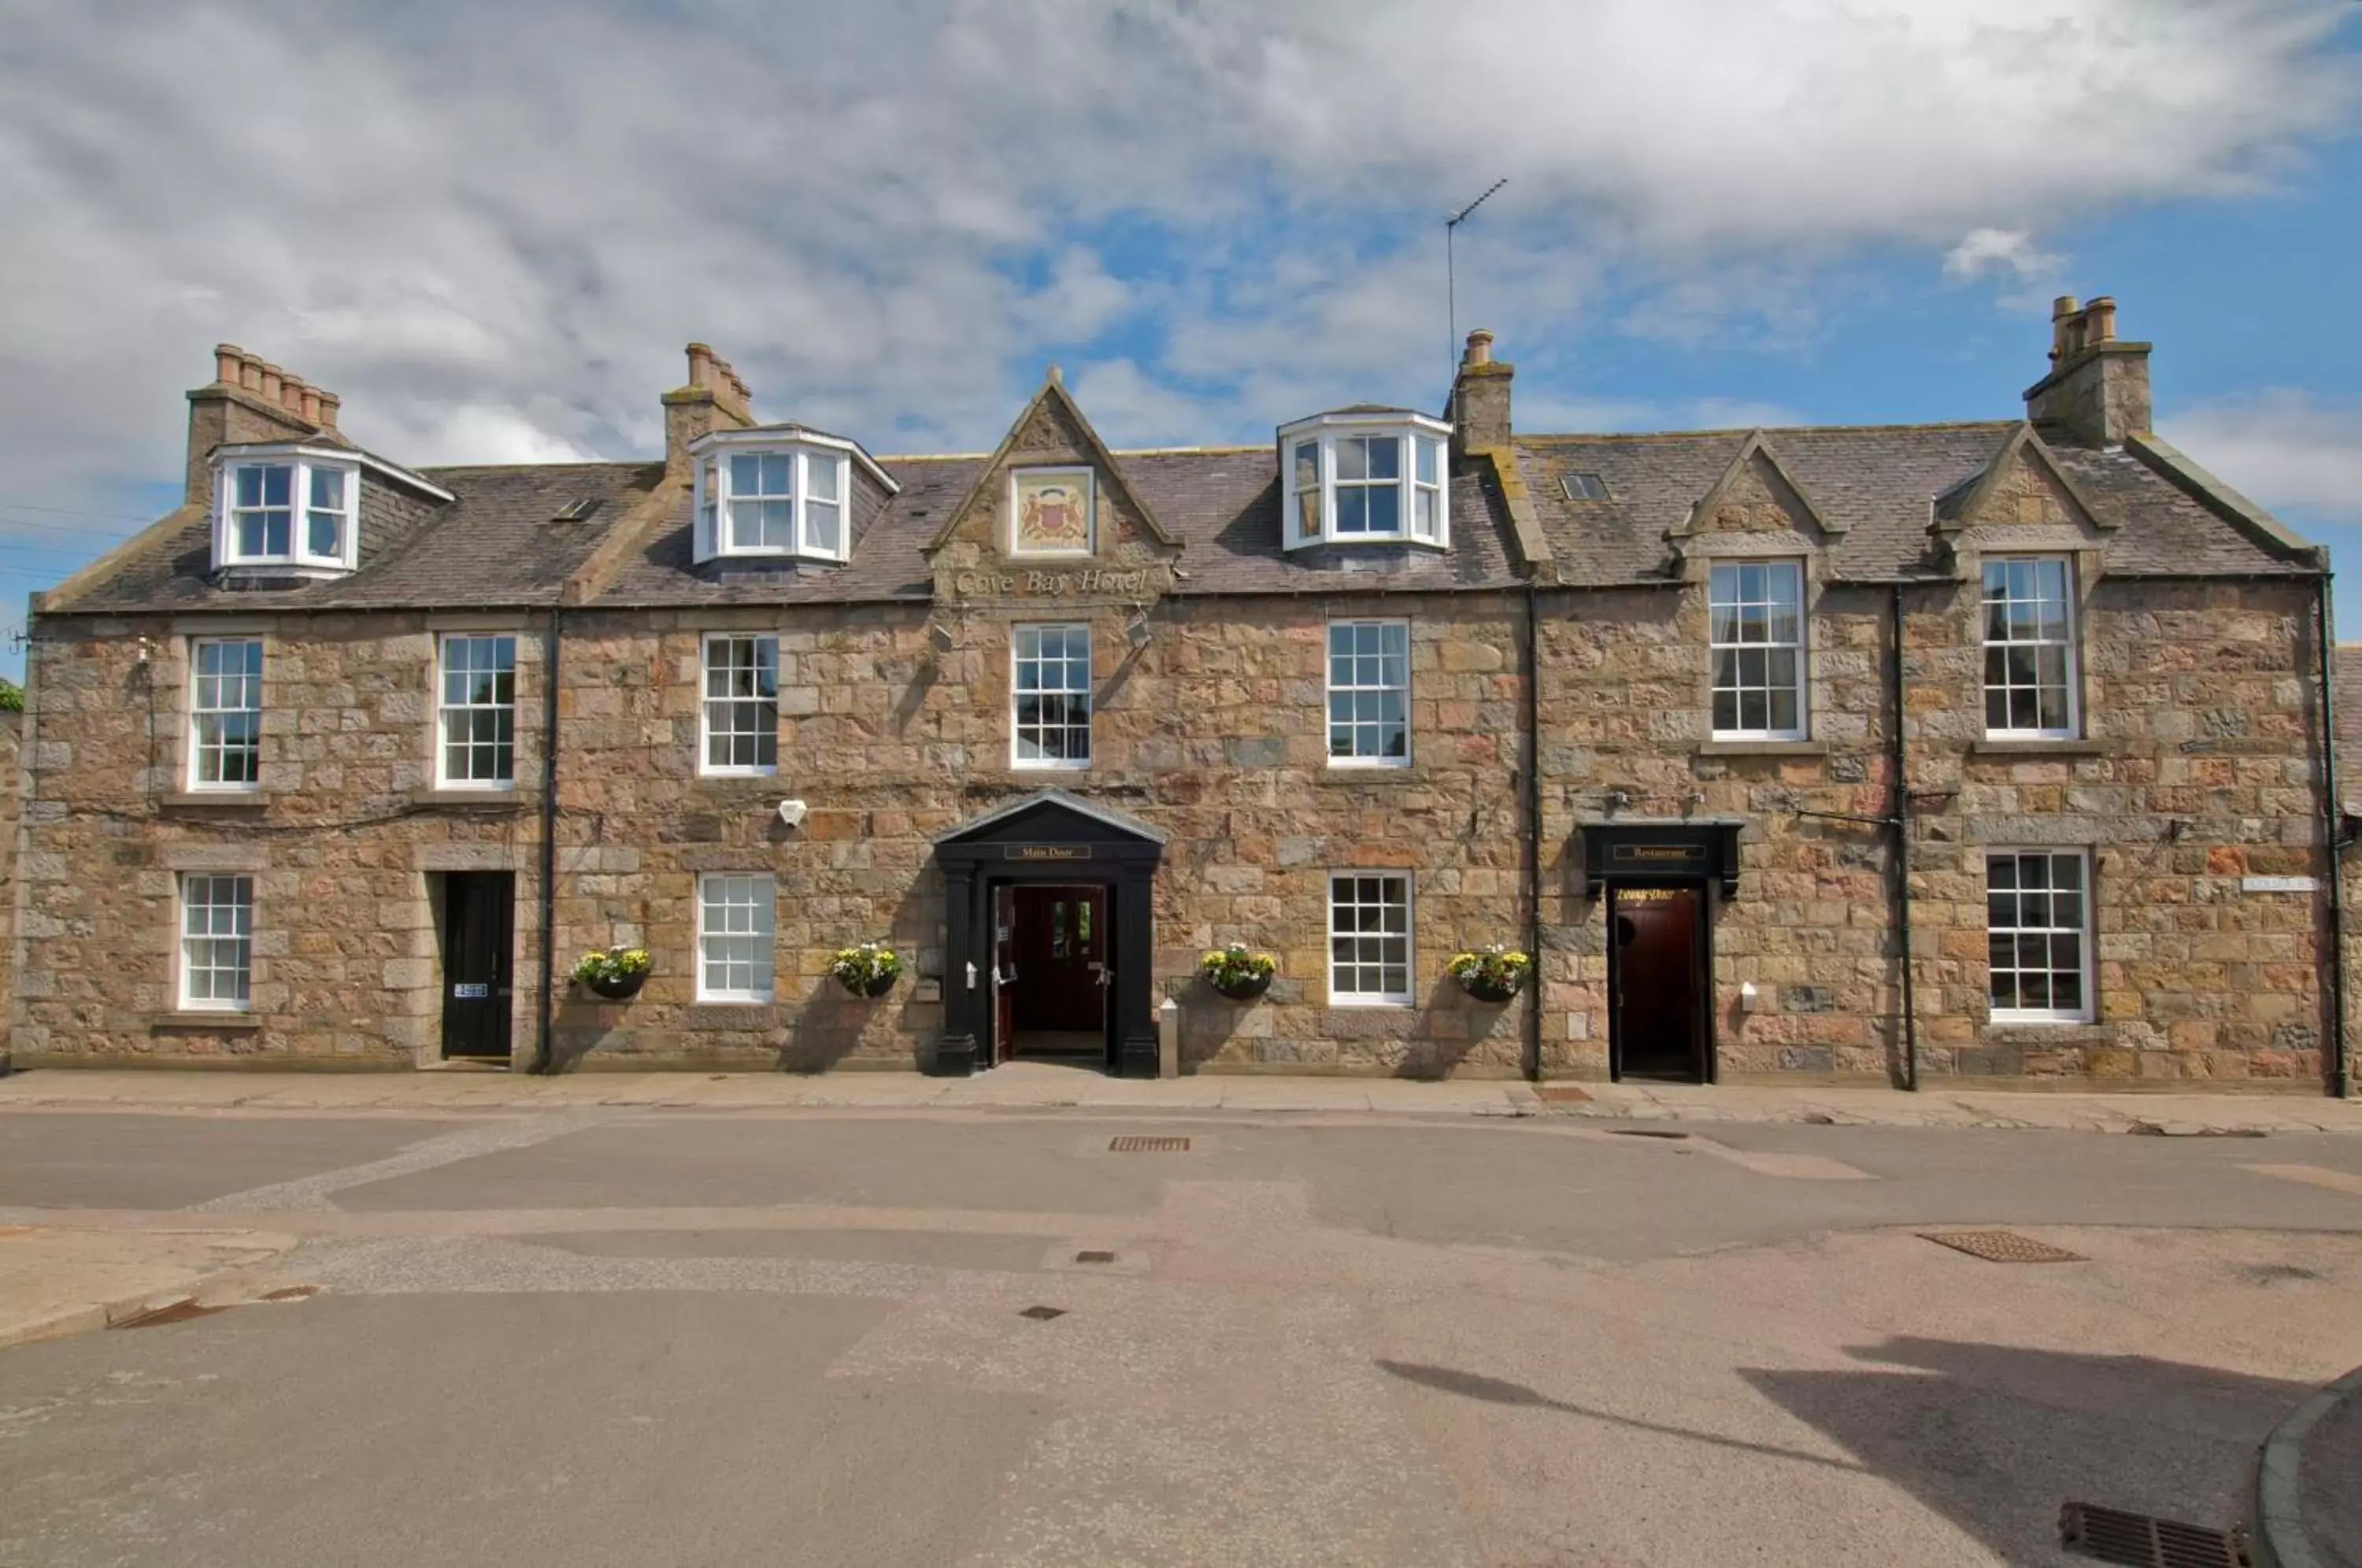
xmin=2059 ymin=1500 xmax=2243 ymax=1566
xmin=1074 ymin=1250 xmax=1116 ymax=1264
xmin=1922 ymin=1230 xmax=2084 ymax=1263
xmin=1109 ymin=1136 xmax=1190 ymax=1152
xmin=1019 ymin=1305 xmax=1068 ymax=1322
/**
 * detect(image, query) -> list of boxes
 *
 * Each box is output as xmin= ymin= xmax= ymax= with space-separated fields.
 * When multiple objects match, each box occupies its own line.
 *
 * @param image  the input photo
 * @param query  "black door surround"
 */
xmin=935 ymin=788 xmax=1165 ymax=1078
xmin=1579 ymin=818 xmax=1742 ymax=1085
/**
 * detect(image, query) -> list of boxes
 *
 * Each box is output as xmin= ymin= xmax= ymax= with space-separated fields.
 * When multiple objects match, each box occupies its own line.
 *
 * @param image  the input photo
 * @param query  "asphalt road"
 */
xmin=4 ymin=1104 xmax=2360 ymax=1566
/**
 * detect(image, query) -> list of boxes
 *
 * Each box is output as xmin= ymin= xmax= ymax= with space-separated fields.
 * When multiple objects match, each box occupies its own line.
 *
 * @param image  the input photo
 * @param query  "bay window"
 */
xmin=1279 ymin=412 xmax=1452 ymax=549
xmin=691 ymin=434 xmax=865 ymax=564
xmin=213 ymin=449 xmax=359 ymax=572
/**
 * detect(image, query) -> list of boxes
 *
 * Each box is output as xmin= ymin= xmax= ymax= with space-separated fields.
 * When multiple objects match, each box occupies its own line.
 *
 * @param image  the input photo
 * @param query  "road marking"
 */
xmin=2244 ymin=1163 xmax=2362 ymax=1198
xmin=1695 ymin=1145 xmax=1878 ymax=1181
xmin=187 ymin=1111 xmax=617 ymax=1212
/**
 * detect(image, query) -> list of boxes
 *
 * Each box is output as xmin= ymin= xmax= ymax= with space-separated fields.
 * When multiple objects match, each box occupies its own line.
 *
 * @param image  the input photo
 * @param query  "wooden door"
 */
xmin=440 ymin=872 xmax=514 ymax=1060
xmin=1011 ymin=886 xmax=1108 ymax=1034
xmin=991 ymin=883 xmax=1017 ymax=1063
xmin=1612 ymin=886 xmax=1704 ymax=1082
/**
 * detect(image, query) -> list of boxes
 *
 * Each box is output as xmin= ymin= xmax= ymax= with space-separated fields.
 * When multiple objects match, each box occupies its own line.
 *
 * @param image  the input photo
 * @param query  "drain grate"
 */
xmin=2059 ymin=1501 xmax=2244 ymax=1566
xmin=1920 ymin=1230 xmax=2084 ymax=1263
xmin=1074 ymin=1250 xmax=1116 ymax=1264
xmin=1109 ymin=1135 xmax=1190 ymax=1153
xmin=1019 ymin=1305 xmax=1068 ymax=1322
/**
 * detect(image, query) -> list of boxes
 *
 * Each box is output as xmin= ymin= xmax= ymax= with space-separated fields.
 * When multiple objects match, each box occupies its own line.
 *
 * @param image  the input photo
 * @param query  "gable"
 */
xmin=926 ymin=372 xmax=1179 ymax=608
xmin=934 ymin=788 xmax=1168 ymax=848
xmin=1668 ymin=431 xmax=1839 ymax=554
xmin=1933 ymin=423 xmax=2113 ymax=542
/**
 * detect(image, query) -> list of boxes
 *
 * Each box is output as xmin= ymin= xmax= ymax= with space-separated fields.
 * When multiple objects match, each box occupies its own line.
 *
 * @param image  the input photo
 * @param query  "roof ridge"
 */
xmin=1519 ymin=419 xmax=2020 ymax=444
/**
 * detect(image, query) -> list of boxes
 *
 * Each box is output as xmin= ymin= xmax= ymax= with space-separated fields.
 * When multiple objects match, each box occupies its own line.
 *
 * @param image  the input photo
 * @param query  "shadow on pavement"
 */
xmin=1382 ymin=1337 xmax=2308 ymax=1563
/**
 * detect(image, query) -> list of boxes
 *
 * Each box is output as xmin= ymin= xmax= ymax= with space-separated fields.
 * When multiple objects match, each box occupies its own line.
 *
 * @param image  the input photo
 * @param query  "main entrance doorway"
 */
xmin=991 ymin=883 xmax=1109 ymax=1060
xmin=934 ymin=788 xmax=1166 ymax=1078
xmin=438 ymin=871 xmax=515 ymax=1060
xmin=1609 ymin=885 xmax=1708 ymax=1082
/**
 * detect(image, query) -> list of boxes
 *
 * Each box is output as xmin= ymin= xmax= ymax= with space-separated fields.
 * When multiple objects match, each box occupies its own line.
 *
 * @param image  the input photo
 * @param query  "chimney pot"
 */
xmin=686 ymin=342 xmax=716 ymax=390
xmin=278 ymin=374 xmax=306 ymax=413
xmin=2085 ymin=295 xmax=2116 ymax=344
xmin=317 ymin=390 xmax=340 ymax=429
xmin=300 ymin=385 xmax=323 ymax=423
xmin=214 ymin=345 xmax=243 ymax=385
xmin=258 ymin=363 xmax=284 ymax=404
xmin=1463 ymin=328 xmax=1495 ymax=368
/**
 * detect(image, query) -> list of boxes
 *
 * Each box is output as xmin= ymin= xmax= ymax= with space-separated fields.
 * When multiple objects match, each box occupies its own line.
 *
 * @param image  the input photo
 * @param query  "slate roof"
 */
xmin=1516 ymin=423 xmax=2314 ymax=584
xmin=46 ymin=412 xmax=2316 ymax=618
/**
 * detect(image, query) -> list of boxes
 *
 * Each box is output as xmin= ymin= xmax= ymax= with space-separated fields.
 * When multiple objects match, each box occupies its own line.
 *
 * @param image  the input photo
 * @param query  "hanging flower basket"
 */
xmin=830 ymin=941 xmax=903 ymax=999
xmin=1199 ymin=945 xmax=1276 ymax=1002
xmin=1447 ymin=945 xmax=1531 ymax=1004
xmin=572 ymin=947 xmax=650 ymax=1001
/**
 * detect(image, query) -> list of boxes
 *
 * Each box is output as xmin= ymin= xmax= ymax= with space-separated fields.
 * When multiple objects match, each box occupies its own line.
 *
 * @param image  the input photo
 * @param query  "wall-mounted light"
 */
xmin=776 ymin=798 xmax=808 ymax=830
xmin=1124 ymin=610 xmax=1152 ymax=649
xmin=927 ymin=623 xmax=956 ymax=653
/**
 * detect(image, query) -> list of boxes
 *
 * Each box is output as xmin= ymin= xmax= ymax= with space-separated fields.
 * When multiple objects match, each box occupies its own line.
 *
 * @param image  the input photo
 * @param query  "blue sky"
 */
xmin=2 ymin=0 xmax=2360 ymax=680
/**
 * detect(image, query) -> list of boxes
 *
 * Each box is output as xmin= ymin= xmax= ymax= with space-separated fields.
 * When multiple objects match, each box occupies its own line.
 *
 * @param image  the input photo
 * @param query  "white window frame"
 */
xmin=695 ymin=872 xmax=776 ymax=1004
xmin=1986 ymin=848 xmax=2094 ymax=1025
xmin=436 ymin=633 xmax=517 ymax=788
xmin=213 ymin=449 xmax=360 ymax=572
xmin=1327 ymin=873 xmax=1414 ymax=1007
xmin=1327 ymin=619 xmax=1411 ymax=768
xmin=1708 ymin=559 xmax=1808 ymax=741
xmin=1011 ymin=622 xmax=1092 ymax=771
xmin=1981 ymin=556 xmax=2079 ymax=740
xmin=689 ymin=429 xmax=882 ymax=564
xmin=700 ymin=634 xmax=779 ymax=777
xmin=178 ymin=872 xmax=254 ymax=1011
xmin=1278 ymin=412 xmax=1453 ymax=551
xmin=187 ymin=637 xmax=264 ymax=792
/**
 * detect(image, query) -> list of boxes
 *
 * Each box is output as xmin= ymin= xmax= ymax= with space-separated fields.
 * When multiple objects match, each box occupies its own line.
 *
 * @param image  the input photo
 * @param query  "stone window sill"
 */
xmin=1314 ymin=766 xmax=1420 ymax=785
xmin=1971 ymin=739 xmax=2108 ymax=757
xmin=409 ymin=788 xmax=531 ymax=812
xmin=1697 ymin=739 xmax=1827 ymax=758
xmin=683 ymin=1004 xmax=779 ymax=1030
xmin=153 ymin=1011 xmax=263 ymax=1031
xmin=161 ymin=790 xmax=268 ymax=809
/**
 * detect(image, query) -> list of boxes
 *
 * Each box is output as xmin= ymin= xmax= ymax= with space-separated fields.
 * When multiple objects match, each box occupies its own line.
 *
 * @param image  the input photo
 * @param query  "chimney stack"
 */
xmin=1450 ymin=328 xmax=1512 ymax=455
xmin=183 ymin=343 xmax=342 ymax=505
xmin=664 ymin=341 xmax=757 ymax=480
xmin=2026 ymin=293 xmax=2149 ymax=447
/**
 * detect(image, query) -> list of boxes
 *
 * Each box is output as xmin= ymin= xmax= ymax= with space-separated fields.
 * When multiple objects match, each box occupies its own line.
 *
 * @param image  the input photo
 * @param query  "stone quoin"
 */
xmin=7 ymin=299 xmax=2353 ymax=1094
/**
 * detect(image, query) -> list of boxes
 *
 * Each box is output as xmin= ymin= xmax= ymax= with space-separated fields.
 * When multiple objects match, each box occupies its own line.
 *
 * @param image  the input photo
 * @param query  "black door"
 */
xmin=1611 ymin=886 xmax=1706 ymax=1082
xmin=1011 ymin=885 xmax=1108 ymax=1037
xmin=441 ymin=872 xmax=514 ymax=1060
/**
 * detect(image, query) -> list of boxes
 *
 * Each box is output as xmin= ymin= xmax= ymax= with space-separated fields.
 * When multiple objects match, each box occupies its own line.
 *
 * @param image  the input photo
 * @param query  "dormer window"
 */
xmin=213 ymin=449 xmax=360 ymax=574
xmin=1278 ymin=411 xmax=1451 ymax=551
xmin=690 ymin=427 xmax=884 ymax=565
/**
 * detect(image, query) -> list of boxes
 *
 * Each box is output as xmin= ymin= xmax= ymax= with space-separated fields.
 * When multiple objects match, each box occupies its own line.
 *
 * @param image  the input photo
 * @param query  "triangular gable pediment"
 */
xmin=1931 ymin=422 xmax=2115 ymax=537
xmin=933 ymin=787 xmax=1168 ymax=848
xmin=1668 ymin=430 xmax=1841 ymax=547
xmin=924 ymin=372 xmax=1179 ymax=556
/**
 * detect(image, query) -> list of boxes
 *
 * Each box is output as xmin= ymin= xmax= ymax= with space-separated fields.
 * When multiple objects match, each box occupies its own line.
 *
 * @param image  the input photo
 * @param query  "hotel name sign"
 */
xmin=952 ymin=567 xmax=1161 ymax=600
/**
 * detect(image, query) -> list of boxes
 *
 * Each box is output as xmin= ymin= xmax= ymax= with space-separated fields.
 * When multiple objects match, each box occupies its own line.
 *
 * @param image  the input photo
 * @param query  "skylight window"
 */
xmin=1561 ymin=472 xmax=1609 ymax=502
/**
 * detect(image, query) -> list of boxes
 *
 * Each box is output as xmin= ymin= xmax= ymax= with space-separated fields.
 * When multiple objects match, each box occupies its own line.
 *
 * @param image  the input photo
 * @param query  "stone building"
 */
xmin=7 ymin=298 xmax=2349 ymax=1096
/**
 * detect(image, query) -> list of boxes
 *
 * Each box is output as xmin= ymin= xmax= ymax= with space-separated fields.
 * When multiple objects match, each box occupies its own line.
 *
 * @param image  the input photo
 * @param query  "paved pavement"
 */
xmin=5 ymin=1062 xmax=2359 ymax=1133
xmin=3 ymin=1092 xmax=2361 ymax=1565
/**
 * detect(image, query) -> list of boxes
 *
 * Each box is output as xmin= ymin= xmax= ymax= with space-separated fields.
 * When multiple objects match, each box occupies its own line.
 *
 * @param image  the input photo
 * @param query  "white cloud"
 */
xmin=1944 ymin=228 xmax=2064 ymax=283
xmin=2164 ymin=390 xmax=2362 ymax=522
xmin=0 ymin=0 xmax=2350 ymax=531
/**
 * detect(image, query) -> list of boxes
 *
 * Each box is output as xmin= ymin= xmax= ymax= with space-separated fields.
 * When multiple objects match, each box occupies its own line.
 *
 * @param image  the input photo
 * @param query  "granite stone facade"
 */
xmin=8 ymin=299 xmax=2349 ymax=1093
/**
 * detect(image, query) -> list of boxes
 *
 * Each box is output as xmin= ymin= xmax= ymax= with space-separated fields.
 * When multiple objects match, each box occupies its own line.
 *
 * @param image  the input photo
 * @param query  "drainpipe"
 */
xmin=1522 ymin=581 xmax=1544 ymax=1081
xmin=2317 ymin=571 xmax=2349 ymax=1099
xmin=1890 ymin=582 xmax=1919 ymax=1092
xmin=531 ymin=605 xmax=563 ymax=1074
